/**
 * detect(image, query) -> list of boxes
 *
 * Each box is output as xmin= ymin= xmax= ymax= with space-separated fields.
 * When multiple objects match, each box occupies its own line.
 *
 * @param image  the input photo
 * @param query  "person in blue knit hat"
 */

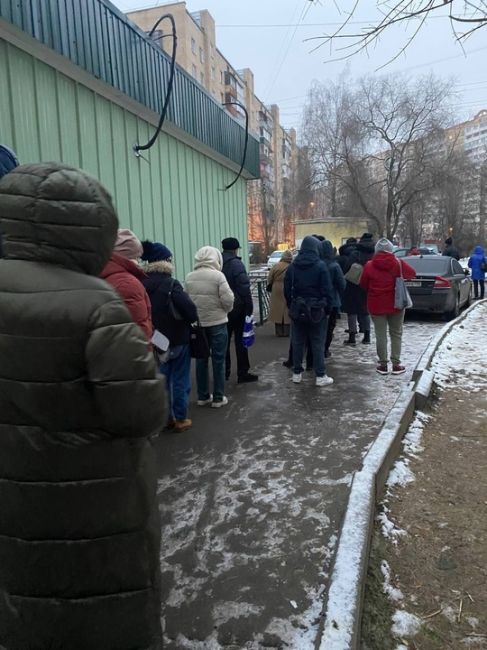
xmin=0 ymin=145 xmax=19 ymax=257
xmin=141 ymin=240 xmax=198 ymax=432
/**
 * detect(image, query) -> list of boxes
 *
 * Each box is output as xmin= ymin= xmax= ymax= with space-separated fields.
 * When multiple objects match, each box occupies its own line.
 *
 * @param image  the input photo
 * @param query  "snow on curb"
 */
xmin=318 ymin=302 xmax=486 ymax=650
xmin=319 ymin=387 xmax=415 ymax=650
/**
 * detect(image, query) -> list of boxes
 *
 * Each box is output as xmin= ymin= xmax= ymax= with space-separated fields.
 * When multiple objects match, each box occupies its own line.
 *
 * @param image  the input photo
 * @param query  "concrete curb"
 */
xmin=318 ymin=302 xmax=483 ymax=650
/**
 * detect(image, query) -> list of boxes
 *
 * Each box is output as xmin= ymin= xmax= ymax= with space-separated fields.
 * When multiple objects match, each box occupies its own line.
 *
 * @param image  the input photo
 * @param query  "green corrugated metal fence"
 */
xmin=0 ymin=0 xmax=260 ymax=178
xmin=0 ymin=39 xmax=248 ymax=278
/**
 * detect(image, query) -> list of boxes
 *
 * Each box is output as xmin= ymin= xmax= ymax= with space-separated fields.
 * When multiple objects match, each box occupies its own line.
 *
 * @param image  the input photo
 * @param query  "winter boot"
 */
xmin=362 ymin=331 xmax=371 ymax=344
xmin=343 ymin=332 xmax=356 ymax=346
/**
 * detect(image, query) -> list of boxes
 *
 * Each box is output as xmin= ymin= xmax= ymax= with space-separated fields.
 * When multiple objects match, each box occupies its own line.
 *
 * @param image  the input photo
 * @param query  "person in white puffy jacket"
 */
xmin=186 ymin=246 xmax=234 ymax=408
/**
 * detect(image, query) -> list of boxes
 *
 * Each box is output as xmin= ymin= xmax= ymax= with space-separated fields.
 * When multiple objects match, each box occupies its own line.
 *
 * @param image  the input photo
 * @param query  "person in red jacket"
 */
xmin=101 ymin=229 xmax=153 ymax=340
xmin=360 ymin=238 xmax=416 ymax=375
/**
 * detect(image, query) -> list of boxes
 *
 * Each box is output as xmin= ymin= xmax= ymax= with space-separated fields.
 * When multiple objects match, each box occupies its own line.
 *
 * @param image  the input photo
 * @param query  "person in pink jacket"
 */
xmin=100 ymin=229 xmax=153 ymax=340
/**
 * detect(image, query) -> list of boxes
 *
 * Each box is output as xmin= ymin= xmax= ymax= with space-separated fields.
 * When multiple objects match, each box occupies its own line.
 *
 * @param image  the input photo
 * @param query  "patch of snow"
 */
xmin=442 ymin=604 xmax=457 ymax=623
xmin=431 ymin=304 xmax=487 ymax=393
xmin=381 ymin=560 xmax=404 ymax=602
xmin=387 ymin=459 xmax=415 ymax=487
xmin=461 ymin=637 xmax=487 ymax=646
xmin=391 ymin=609 xmax=422 ymax=637
xmin=395 ymin=645 xmax=409 ymax=650
xmin=467 ymin=617 xmax=479 ymax=629
xmin=212 ymin=601 xmax=264 ymax=627
xmin=377 ymin=508 xmax=406 ymax=543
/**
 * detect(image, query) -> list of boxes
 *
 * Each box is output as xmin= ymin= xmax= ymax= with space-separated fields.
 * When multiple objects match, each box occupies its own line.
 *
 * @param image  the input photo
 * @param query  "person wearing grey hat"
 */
xmin=360 ymin=238 xmax=416 ymax=374
xmin=221 ymin=237 xmax=258 ymax=383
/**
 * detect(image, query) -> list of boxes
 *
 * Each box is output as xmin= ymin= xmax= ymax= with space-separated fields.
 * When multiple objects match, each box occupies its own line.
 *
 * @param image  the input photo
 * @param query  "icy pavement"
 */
xmin=155 ymin=314 xmax=445 ymax=648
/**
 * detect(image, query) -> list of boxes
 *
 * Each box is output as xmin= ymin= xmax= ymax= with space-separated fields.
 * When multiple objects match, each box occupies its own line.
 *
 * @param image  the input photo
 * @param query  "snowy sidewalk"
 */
xmin=155 ymin=315 xmax=445 ymax=648
xmin=362 ymin=301 xmax=487 ymax=649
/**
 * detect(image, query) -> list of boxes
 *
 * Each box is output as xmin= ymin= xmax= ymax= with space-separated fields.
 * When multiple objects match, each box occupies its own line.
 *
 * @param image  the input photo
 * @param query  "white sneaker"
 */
xmin=211 ymin=396 xmax=228 ymax=408
xmin=197 ymin=395 xmax=213 ymax=406
xmin=292 ymin=373 xmax=302 ymax=384
xmin=316 ymin=375 xmax=334 ymax=387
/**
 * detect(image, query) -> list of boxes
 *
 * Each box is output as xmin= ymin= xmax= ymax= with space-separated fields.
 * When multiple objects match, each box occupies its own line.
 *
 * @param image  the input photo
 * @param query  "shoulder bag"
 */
xmin=167 ymin=278 xmax=183 ymax=321
xmin=394 ymin=261 xmax=413 ymax=310
xmin=189 ymin=320 xmax=210 ymax=359
xmin=344 ymin=262 xmax=363 ymax=285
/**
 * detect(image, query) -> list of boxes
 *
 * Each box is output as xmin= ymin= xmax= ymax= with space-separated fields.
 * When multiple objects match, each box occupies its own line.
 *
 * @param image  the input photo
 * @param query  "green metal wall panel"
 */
xmin=0 ymin=0 xmax=260 ymax=178
xmin=0 ymin=40 xmax=248 ymax=278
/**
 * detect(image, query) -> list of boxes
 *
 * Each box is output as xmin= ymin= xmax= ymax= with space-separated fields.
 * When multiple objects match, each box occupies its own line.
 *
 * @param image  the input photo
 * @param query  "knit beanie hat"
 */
xmin=114 ymin=229 xmax=143 ymax=259
xmin=375 ymin=237 xmax=394 ymax=254
xmin=141 ymin=239 xmax=173 ymax=262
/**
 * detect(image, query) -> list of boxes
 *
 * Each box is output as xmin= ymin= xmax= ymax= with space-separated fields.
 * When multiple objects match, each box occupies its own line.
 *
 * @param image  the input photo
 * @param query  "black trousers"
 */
xmin=325 ymin=309 xmax=339 ymax=353
xmin=473 ymin=279 xmax=485 ymax=299
xmin=225 ymin=308 xmax=250 ymax=378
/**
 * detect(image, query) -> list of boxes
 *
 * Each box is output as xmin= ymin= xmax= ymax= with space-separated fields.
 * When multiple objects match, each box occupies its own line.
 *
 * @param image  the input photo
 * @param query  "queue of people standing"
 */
xmin=0 ymin=155 xmax=262 ymax=650
xmin=268 ymin=232 xmax=417 ymax=381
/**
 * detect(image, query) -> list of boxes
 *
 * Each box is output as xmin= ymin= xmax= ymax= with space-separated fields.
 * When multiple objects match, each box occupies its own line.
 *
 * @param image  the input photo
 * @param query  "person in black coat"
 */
xmin=141 ymin=241 xmax=198 ymax=432
xmin=0 ymin=163 xmax=167 ymax=650
xmin=221 ymin=237 xmax=258 ymax=383
xmin=284 ymin=236 xmax=334 ymax=386
xmin=341 ymin=233 xmax=375 ymax=345
xmin=442 ymin=236 xmax=461 ymax=260
xmin=321 ymin=240 xmax=346 ymax=356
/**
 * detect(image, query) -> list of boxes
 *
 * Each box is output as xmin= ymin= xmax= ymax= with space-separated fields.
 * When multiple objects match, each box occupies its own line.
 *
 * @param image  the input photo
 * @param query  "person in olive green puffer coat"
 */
xmin=0 ymin=163 xmax=167 ymax=650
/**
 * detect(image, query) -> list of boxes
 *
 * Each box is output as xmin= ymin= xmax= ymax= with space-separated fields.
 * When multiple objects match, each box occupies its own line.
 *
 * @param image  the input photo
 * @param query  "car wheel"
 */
xmin=444 ymin=294 xmax=460 ymax=321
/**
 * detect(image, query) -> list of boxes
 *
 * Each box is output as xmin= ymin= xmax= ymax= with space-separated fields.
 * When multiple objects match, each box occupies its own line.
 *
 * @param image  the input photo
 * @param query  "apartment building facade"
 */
xmin=128 ymin=2 xmax=298 ymax=252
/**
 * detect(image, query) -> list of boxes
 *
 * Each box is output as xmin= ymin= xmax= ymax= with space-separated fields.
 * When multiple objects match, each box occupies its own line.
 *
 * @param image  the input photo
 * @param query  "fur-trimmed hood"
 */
xmin=143 ymin=260 xmax=173 ymax=276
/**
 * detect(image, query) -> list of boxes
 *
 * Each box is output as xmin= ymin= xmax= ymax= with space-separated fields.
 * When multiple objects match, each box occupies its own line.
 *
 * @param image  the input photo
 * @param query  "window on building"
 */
xmin=200 ymin=71 xmax=204 ymax=85
xmin=199 ymin=47 xmax=205 ymax=63
xmin=211 ymin=66 xmax=215 ymax=80
xmin=192 ymin=64 xmax=197 ymax=78
xmin=191 ymin=37 xmax=196 ymax=55
xmin=210 ymin=44 xmax=214 ymax=59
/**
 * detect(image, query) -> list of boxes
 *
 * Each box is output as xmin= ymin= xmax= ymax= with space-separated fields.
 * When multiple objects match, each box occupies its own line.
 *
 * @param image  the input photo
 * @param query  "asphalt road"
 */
xmin=155 ymin=314 xmax=445 ymax=649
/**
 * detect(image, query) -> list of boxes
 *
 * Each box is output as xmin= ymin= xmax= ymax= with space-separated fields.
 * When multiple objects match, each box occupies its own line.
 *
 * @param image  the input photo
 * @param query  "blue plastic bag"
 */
xmin=241 ymin=315 xmax=255 ymax=348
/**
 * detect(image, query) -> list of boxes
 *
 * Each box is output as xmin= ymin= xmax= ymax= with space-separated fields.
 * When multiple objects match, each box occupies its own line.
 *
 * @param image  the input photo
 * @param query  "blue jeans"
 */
xmin=196 ymin=323 xmax=228 ymax=402
xmin=160 ymin=344 xmax=191 ymax=420
xmin=292 ymin=318 xmax=327 ymax=377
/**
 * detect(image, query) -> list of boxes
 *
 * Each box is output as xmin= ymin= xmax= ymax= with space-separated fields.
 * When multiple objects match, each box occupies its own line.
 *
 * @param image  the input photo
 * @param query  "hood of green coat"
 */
xmin=0 ymin=163 xmax=118 ymax=275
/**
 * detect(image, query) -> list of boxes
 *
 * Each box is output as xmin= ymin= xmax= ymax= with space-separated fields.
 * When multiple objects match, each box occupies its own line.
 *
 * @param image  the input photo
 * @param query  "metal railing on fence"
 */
xmin=249 ymin=270 xmax=270 ymax=325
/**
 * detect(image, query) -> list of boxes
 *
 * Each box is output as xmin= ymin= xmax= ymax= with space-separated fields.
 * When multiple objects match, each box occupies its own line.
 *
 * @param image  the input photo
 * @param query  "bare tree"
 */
xmin=302 ymin=75 xmax=353 ymax=219
xmin=302 ymin=73 xmax=455 ymax=239
xmin=307 ymin=1 xmax=487 ymax=64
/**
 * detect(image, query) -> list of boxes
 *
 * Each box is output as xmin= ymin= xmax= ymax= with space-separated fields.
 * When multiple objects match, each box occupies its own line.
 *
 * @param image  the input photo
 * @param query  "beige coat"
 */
xmin=185 ymin=246 xmax=234 ymax=327
xmin=267 ymin=260 xmax=291 ymax=324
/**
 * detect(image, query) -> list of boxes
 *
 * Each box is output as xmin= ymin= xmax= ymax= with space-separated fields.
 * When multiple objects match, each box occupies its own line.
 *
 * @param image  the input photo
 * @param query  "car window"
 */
xmin=271 ymin=251 xmax=281 ymax=258
xmin=452 ymin=260 xmax=464 ymax=275
xmin=404 ymin=256 xmax=451 ymax=274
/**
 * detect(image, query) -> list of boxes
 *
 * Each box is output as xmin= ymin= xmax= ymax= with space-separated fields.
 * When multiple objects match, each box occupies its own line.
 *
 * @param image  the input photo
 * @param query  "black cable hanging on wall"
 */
xmin=221 ymin=101 xmax=249 ymax=191
xmin=133 ymin=14 xmax=177 ymax=156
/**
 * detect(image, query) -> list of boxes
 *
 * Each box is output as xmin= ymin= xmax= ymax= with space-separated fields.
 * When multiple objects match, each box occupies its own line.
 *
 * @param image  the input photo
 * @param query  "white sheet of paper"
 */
xmin=151 ymin=329 xmax=170 ymax=351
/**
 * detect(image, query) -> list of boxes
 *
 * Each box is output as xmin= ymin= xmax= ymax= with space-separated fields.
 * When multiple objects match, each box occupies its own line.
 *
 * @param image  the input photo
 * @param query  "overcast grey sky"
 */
xmin=113 ymin=0 xmax=487 ymax=132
